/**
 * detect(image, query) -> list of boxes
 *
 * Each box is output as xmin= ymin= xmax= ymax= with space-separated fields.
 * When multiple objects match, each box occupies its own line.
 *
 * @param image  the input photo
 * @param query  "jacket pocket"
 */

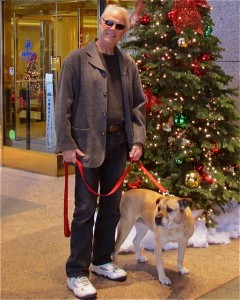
xmin=71 ymin=127 xmax=90 ymax=161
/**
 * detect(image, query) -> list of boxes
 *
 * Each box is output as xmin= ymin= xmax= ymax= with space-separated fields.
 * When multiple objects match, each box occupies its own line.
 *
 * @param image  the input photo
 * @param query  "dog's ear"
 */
xmin=156 ymin=198 xmax=161 ymax=205
xmin=178 ymin=198 xmax=192 ymax=212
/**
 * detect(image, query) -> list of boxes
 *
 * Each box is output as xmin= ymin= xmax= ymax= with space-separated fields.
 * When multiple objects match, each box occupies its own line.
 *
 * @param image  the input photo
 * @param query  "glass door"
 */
xmin=13 ymin=15 xmax=53 ymax=150
xmin=3 ymin=0 xmax=98 ymax=155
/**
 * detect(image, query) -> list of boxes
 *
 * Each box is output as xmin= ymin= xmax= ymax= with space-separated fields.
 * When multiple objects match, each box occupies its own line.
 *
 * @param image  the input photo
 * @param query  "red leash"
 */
xmin=64 ymin=162 xmax=71 ymax=237
xmin=64 ymin=159 xmax=168 ymax=237
xmin=135 ymin=160 xmax=168 ymax=194
xmin=75 ymin=159 xmax=132 ymax=197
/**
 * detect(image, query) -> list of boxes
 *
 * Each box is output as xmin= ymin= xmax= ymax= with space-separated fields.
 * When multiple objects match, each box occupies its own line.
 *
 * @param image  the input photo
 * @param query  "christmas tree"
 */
xmin=23 ymin=54 xmax=41 ymax=93
xmin=123 ymin=0 xmax=240 ymax=225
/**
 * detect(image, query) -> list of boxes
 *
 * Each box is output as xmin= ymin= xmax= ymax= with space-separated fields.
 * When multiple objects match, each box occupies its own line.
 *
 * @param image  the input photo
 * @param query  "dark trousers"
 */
xmin=66 ymin=130 xmax=128 ymax=278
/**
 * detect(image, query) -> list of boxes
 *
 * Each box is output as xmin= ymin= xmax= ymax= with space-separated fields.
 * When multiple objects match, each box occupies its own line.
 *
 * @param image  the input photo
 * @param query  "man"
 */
xmin=55 ymin=4 xmax=146 ymax=299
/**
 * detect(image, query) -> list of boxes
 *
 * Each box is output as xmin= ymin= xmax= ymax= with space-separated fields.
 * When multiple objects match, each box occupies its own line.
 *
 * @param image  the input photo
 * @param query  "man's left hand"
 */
xmin=129 ymin=143 xmax=143 ymax=161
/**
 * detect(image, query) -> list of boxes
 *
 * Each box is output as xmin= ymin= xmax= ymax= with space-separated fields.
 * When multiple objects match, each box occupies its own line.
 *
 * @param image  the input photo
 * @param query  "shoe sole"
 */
xmin=91 ymin=270 xmax=127 ymax=282
xmin=67 ymin=284 xmax=97 ymax=299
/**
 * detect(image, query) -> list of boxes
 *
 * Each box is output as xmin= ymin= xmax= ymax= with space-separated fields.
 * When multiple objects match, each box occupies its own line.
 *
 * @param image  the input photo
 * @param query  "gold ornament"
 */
xmin=178 ymin=37 xmax=189 ymax=48
xmin=184 ymin=170 xmax=201 ymax=188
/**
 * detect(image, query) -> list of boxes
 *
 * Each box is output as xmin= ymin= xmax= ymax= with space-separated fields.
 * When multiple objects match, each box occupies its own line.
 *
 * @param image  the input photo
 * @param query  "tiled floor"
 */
xmin=1 ymin=166 xmax=239 ymax=299
xmin=197 ymin=277 xmax=239 ymax=299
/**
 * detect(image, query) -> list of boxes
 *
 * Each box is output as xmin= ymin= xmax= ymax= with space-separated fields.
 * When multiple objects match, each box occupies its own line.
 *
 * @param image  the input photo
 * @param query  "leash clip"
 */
xmin=162 ymin=191 xmax=174 ymax=196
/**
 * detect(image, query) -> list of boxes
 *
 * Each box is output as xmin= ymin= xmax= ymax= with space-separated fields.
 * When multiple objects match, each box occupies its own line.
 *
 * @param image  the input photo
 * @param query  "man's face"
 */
xmin=99 ymin=11 xmax=128 ymax=46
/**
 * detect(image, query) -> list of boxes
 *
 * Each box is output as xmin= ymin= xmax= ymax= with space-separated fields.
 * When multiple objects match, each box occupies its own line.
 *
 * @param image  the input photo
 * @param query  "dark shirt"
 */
xmin=98 ymin=51 xmax=125 ymax=125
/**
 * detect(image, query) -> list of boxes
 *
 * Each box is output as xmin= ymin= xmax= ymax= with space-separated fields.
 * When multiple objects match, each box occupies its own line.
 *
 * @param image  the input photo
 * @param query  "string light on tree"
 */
xmin=123 ymin=0 xmax=240 ymax=223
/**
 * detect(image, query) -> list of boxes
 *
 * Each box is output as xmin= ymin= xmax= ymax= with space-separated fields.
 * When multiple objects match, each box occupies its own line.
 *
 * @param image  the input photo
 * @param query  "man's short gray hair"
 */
xmin=101 ymin=4 xmax=129 ymax=29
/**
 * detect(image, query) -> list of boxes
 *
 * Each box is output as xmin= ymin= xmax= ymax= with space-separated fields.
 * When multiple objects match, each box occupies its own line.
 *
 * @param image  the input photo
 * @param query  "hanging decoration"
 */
xmin=168 ymin=0 xmax=207 ymax=34
xmin=139 ymin=14 xmax=151 ymax=25
xmin=204 ymin=25 xmax=213 ymax=37
xmin=191 ymin=59 xmax=201 ymax=76
xmin=177 ymin=37 xmax=190 ymax=48
xmin=143 ymin=52 xmax=150 ymax=59
xmin=211 ymin=143 xmax=220 ymax=154
xmin=194 ymin=162 xmax=205 ymax=174
xmin=194 ymin=162 xmax=215 ymax=184
xmin=145 ymin=89 xmax=161 ymax=112
xmin=162 ymin=116 xmax=174 ymax=132
xmin=174 ymin=113 xmax=190 ymax=128
xmin=152 ymin=87 xmax=160 ymax=95
xmin=181 ymin=138 xmax=192 ymax=147
xmin=184 ymin=170 xmax=201 ymax=188
xmin=199 ymin=53 xmax=211 ymax=61
xmin=201 ymin=172 xmax=214 ymax=184
xmin=191 ymin=59 xmax=207 ymax=76
xmin=166 ymin=10 xmax=176 ymax=22
xmin=174 ymin=157 xmax=183 ymax=165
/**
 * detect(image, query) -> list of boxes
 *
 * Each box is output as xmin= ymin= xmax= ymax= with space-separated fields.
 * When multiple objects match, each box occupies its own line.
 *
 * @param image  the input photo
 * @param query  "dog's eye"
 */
xmin=167 ymin=207 xmax=173 ymax=213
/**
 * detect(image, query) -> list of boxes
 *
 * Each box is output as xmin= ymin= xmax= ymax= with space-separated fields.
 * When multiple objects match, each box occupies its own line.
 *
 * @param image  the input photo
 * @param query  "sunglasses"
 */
xmin=102 ymin=18 xmax=126 ymax=30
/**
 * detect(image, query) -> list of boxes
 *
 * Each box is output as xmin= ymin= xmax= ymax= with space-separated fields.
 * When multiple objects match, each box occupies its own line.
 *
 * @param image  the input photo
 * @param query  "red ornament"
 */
xmin=145 ymin=89 xmax=157 ymax=112
xmin=211 ymin=143 xmax=220 ymax=154
xmin=194 ymin=162 xmax=215 ymax=184
xmin=143 ymin=53 xmax=150 ymax=59
xmin=201 ymin=172 xmax=214 ymax=184
xmin=200 ymin=53 xmax=211 ymax=61
xmin=191 ymin=59 xmax=201 ymax=76
xmin=166 ymin=10 xmax=176 ymax=22
xmin=191 ymin=59 xmax=207 ymax=76
xmin=170 ymin=0 xmax=203 ymax=34
xmin=139 ymin=14 xmax=151 ymax=25
xmin=195 ymin=163 xmax=205 ymax=173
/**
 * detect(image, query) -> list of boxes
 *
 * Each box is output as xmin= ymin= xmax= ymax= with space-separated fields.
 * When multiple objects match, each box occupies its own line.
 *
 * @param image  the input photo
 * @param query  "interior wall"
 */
xmin=209 ymin=0 xmax=240 ymax=110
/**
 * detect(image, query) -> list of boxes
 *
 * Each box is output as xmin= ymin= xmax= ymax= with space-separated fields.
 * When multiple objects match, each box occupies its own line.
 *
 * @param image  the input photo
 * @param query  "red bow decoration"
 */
xmin=169 ymin=0 xmax=210 ymax=34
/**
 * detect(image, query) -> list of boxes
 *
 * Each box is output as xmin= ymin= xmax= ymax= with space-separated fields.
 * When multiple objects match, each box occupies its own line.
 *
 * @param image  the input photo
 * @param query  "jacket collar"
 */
xmin=86 ymin=39 xmax=130 ymax=75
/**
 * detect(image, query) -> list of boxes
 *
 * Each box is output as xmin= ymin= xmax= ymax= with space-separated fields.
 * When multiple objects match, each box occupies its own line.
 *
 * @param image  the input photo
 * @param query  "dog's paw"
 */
xmin=136 ymin=255 xmax=148 ymax=263
xmin=178 ymin=267 xmax=189 ymax=275
xmin=159 ymin=276 xmax=171 ymax=285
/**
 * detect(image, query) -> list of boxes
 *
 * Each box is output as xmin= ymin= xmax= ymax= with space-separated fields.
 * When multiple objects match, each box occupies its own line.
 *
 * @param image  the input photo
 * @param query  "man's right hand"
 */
xmin=62 ymin=149 xmax=85 ymax=164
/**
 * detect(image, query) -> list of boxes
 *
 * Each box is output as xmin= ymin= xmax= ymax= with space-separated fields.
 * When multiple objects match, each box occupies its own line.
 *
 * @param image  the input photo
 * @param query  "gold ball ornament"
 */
xmin=178 ymin=37 xmax=189 ymax=48
xmin=184 ymin=170 xmax=201 ymax=188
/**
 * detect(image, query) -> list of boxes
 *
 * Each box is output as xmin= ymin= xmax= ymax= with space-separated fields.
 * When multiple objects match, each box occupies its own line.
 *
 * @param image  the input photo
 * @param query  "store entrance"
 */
xmin=2 ymin=0 xmax=98 ymax=175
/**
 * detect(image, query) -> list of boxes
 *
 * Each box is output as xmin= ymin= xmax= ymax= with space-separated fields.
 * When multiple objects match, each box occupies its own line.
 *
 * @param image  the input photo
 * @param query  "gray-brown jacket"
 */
xmin=55 ymin=40 xmax=146 ymax=168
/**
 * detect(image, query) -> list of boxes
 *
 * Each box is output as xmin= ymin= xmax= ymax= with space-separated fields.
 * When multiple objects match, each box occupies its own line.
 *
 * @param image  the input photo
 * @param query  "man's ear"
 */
xmin=178 ymin=198 xmax=192 ymax=212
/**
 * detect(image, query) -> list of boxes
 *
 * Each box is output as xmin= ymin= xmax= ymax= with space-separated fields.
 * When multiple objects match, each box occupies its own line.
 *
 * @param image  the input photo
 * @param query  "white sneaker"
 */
xmin=90 ymin=262 xmax=127 ymax=282
xmin=67 ymin=277 xmax=97 ymax=299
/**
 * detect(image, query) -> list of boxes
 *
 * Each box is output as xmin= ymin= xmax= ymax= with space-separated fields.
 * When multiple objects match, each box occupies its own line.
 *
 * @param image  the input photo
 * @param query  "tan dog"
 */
xmin=113 ymin=188 xmax=194 ymax=285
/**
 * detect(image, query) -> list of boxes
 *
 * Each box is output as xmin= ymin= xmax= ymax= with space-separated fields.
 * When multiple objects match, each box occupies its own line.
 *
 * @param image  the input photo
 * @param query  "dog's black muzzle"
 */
xmin=155 ymin=215 xmax=162 ymax=226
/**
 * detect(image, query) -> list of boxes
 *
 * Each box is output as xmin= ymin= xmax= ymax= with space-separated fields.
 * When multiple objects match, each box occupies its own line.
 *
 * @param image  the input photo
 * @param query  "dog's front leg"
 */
xmin=177 ymin=241 xmax=189 ymax=275
xmin=154 ymin=234 xmax=171 ymax=285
